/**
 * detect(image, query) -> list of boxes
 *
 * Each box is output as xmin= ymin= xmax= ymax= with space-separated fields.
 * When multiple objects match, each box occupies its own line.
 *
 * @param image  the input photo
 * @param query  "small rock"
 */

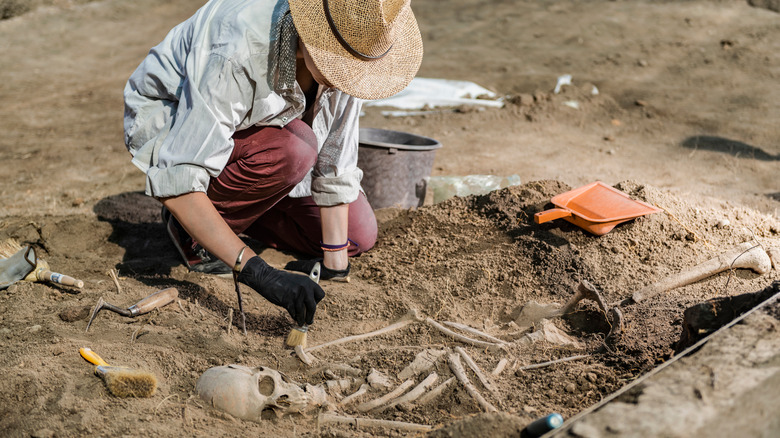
xmin=715 ymin=219 xmax=730 ymax=228
xmin=28 ymin=325 xmax=42 ymax=333
xmin=517 ymin=94 xmax=534 ymax=106
xmin=59 ymin=305 xmax=91 ymax=322
xmin=637 ymin=59 xmax=648 ymax=67
xmin=564 ymin=382 xmax=577 ymax=393
xmin=31 ymin=429 xmax=55 ymax=438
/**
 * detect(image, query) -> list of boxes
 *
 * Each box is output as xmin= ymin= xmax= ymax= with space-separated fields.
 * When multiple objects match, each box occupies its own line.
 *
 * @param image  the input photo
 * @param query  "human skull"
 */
xmin=196 ymin=364 xmax=326 ymax=422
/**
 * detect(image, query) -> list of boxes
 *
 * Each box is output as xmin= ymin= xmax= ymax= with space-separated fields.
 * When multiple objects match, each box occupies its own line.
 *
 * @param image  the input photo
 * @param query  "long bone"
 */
xmin=372 ymin=372 xmax=438 ymax=413
xmin=426 ymin=318 xmax=505 ymax=352
xmin=319 ymin=413 xmax=432 ymax=432
xmin=448 ymin=353 xmax=497 ymax=413
xmin=339 ymin=383 xmax=369 ymax=407
xmin=631 ymin=241 xmax=772 ymax=303
xmin=415 ymin=376 xmax=455 ymax=407
xmin=455 ymin=347 xmax=496 ymax=395
xmin=306 ymin=309 xmax=421 ymax=353
xmin=356 ymin=379 xmax=415 ymax=412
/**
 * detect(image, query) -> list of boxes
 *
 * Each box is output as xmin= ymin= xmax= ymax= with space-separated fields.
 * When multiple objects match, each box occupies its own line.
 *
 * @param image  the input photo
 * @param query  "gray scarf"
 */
xmin=269 ymin=8 xmax=298 ymax=98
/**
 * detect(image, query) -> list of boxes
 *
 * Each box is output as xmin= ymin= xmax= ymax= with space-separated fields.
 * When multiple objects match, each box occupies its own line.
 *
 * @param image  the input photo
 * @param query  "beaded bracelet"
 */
xmin=320 ymin=238 xmax=358 ymax=252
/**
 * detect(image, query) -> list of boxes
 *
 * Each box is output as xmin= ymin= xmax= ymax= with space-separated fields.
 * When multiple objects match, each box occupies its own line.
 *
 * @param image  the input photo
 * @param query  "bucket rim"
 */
xmin=359 ymin=127 xmax=442 ymax=151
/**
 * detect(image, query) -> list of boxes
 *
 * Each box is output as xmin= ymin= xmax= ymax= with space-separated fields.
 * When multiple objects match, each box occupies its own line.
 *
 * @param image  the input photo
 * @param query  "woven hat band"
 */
xmin=322 ymin=0 xmax=399 ymax=61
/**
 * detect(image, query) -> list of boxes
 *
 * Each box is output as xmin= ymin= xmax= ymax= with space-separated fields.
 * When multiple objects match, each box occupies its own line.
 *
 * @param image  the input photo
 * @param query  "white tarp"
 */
xmin=364 ymin=77 xmax=504 ymax=110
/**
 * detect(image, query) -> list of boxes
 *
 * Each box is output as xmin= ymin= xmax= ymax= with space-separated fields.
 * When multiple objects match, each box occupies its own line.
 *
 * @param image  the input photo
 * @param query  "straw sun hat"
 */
xmin=289 ymin=0 xmax=423 ymax=100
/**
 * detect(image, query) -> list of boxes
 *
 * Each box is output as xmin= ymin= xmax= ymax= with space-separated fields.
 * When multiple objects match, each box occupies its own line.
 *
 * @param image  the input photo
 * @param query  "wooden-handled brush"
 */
xmin=285 ymin=262 xmax=321 ymax=348
xmin=79 ymin=347 xmax=157 ymax=397
xmin=0 ymin=239 xmax=84 ymax=288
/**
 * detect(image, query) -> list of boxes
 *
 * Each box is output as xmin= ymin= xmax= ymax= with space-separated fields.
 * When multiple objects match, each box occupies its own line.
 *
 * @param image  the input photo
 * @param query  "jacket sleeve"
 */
xmin=309 ymin=92 xmax=364 ymax=206
xmin=146 ymin=53 xmax=258 ymax=198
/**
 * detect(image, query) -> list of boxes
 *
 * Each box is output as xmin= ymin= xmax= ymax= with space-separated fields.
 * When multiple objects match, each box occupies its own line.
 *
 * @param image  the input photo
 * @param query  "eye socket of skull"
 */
xmin=258 ymin=375 xmax=276 ymax=396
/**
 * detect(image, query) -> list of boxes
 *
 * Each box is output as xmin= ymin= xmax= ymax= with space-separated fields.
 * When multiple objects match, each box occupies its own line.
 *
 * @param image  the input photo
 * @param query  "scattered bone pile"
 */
xmin=198 ymin=180 xmax=779 ymax=432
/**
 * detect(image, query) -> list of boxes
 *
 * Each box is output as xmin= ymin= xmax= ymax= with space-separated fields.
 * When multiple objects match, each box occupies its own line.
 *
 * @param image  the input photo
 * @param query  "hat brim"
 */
xmin=289 ymin=0 xmax=423 ymax=100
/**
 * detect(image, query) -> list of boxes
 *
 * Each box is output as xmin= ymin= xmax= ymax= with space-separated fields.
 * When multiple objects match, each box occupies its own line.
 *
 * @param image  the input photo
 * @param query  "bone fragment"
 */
xmin=632 ymin=241 xmax=772 ymax=303
xmin=109 ymin=269 xmax=122 ymax=294
xmin=294 ymin=345 xmax=314 ymax=366
xmin=426 ymin=318 xmax=504 ymax=352
xmin=325 ymin=378 xmax=354 ymax=398
xmin=443 ymin=321 xmax=508 ymax=344
xmin=339 ymin=383 xmax=369 ymax=407
xmin=306 ymin=309 xmax=421 ymax=353
xmin=515 ymin=354 xmax=590 ymax=372
xmin=455 ymin=347 xmax=497 ymax=395
xmin=310 ymin=363 xmax=363 ymax=377
xmin=304 ymin=383 xmax=329 ymax=408
xmin=447 ymin=353 xmax=497 ymax=413
xmin=398 ymin=349 xmax=446 ymax=380
xmin=491 ymin=358 xmax=509 ymax=377
xmin=319 ymin=413 xmax=432 ymax=432
xmin=768 ymin=247 xmax=779 ymax=269
xmin=522 ymin=319 xmax=583 ymax=348
xmin=356 ymin=379 xmax=415 ymax=412
xmin=373 ymin=372 xmax=438 ymax=413
xmin=415 ymin=376 xmax=456 ymax=406
xmin=367 ymin=368 xmax=392 ymax=389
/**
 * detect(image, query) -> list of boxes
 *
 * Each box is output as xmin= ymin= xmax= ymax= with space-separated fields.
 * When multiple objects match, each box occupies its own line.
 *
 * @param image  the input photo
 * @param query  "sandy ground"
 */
xmin=1 ymin=0 xmax=779 ymax=437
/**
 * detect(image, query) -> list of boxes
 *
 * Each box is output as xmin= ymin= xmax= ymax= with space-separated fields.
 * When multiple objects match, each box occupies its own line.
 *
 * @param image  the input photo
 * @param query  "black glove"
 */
xmin=237 ymin=256 xmax=325 ymax=326
xmin=284 ymin=258 xmax=350 ymax=281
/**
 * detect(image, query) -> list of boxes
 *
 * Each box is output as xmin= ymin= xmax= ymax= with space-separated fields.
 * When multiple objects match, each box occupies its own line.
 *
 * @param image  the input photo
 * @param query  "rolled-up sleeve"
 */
xmin=309 ymin=92 xmax=363 ymax=206
xmin=142 ymin=54 xmax=252 ymax=198
xmin=123 ymin=0 xmax=292 ymax=199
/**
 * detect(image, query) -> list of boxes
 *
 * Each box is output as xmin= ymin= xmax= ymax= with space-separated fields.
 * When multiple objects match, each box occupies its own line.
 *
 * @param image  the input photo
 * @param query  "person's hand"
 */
xmin=285 ymin=258 xmax=350 ymax=281
xmin=237 ymin=256 xmax=325 ymax=326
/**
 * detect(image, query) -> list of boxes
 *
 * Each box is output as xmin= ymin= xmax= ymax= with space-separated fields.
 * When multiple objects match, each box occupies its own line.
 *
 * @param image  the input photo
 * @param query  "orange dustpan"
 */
xmin=534 ymin=181 xmax=661 ymax=236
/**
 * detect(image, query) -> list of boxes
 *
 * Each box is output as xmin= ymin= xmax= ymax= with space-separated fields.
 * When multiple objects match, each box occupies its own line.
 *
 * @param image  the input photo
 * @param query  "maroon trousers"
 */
xmin=206 ymin=119 xmax=376 ymax=257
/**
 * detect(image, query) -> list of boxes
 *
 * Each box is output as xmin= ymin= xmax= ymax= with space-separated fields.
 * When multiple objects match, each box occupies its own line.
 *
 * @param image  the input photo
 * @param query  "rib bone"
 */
xmin=448 ymin=353 xmax=497 ymax=413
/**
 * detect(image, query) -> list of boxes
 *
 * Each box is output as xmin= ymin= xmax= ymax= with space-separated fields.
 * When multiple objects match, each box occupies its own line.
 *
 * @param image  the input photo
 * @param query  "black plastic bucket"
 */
xmin=357 ymin=128 xmax=442 ymax=209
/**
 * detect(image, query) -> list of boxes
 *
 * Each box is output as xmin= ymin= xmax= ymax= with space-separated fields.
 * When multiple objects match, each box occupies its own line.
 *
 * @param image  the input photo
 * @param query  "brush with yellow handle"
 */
xmin=0 ymin=239 xmax=84 ymax=288
xmin=79 ymin=347 xmax=157 ymax=397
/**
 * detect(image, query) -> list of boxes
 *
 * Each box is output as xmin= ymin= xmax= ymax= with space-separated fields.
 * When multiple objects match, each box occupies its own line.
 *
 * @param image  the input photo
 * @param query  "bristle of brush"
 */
xmin=100 ymin=367 xmax=158 ymax=397
xmin=286 ymin=326 xmax=308 ymax=348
